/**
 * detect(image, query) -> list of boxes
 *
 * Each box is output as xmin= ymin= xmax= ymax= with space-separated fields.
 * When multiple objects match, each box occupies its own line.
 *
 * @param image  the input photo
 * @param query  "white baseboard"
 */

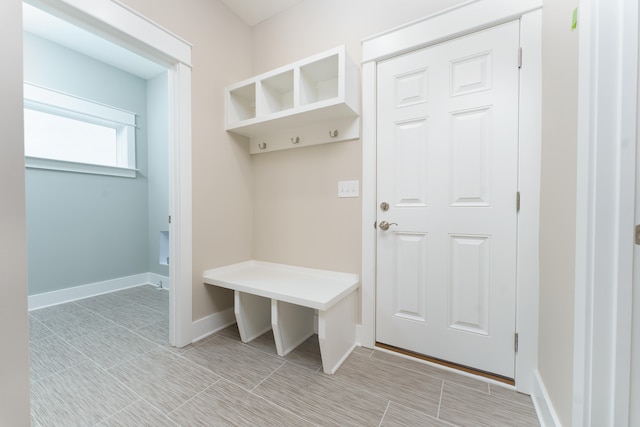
xmin=190 ymin=307 xmax=235 ymax=343
xmin=532 ymin=370 xmax=562 ymax=427
xmin=28 ymin=272 xmax=170 ymax=311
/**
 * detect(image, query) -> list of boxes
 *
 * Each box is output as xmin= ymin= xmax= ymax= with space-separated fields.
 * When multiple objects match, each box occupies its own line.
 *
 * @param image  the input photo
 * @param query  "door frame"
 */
xmin=360 ymin=0 xmax=543 ymax=393
xmin=572 ymin=0 xmax=639 ymax=425
xmin=26 ymin=0 xmax=194 ymax=347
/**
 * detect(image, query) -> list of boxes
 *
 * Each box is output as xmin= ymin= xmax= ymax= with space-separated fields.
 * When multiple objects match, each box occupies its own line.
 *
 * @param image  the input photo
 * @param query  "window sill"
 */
xmin=25 ymin=156 xmax=138 ymax=178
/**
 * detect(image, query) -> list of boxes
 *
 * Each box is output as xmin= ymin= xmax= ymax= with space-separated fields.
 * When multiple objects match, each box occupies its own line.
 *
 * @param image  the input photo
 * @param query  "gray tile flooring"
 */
xmin=29 ymin=285 xmax=540 ymax=426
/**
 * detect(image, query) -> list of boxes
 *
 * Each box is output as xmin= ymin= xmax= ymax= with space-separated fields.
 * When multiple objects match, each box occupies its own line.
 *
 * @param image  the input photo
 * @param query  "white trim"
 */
xmin=632 ymin=17 xmax=640 ymax=424
xmin=573 ymin=0 xmax=639 ymax=425
xmin=360 ymin=2 xmax=542 ymax=394
xmin=514 ymin=9 xmax=542 ymax=394
xmin=168 ymin=62 xmax=193 ymax=347
xmin=25 ymin=0 xmax=191 ymax=67
xmin=25 ymin=156 xmax=137 ymax=178
xmin=362 ymin=0 xmax=543 ymax=63
xmin=190 ymin=308 xmax=236 ymax=343
xmin=532 ymin=370 xmax=562 ymax=427
xmin=27 ymin=273 xmax=169 ymax=311
xmin=23 ymin=83 xmax=136 ymax=126
xmin=28 ymin=0 xmax=194 ymax=348
xmin=360 ymin=59 xmax=377 ymax=349
xmin=572 ymin=4 xmax=594 ymax=423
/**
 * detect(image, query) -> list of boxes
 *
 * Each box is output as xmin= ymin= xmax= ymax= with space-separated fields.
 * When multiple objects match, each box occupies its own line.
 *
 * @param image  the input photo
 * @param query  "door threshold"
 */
xmin=375 ymin=342 xmax=515 ymax=386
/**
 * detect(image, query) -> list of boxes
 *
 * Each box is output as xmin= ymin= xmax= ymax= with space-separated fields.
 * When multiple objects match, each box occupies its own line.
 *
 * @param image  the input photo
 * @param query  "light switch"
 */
xmin=338 ymin=180 xmax=359 ymax=198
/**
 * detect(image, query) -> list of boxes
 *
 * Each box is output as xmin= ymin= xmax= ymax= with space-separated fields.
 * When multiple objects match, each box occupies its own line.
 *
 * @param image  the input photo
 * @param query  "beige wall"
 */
xmin=250 ymin=0 xmax=468 ymax=274
xmin=0 ymin=0 xmax=31 ymax=424
xmin=120 ymin=0 xmax=254 ymax=320
xmin=539 ymin=0 xmax=579 ymax=425
xmin=251 ymin=0 xmax=470 ymax=72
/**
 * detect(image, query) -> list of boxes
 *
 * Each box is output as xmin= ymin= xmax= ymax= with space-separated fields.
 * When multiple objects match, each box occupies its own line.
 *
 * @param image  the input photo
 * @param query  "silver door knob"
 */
xmin=379 ymin=221 xmax=398 ymax=231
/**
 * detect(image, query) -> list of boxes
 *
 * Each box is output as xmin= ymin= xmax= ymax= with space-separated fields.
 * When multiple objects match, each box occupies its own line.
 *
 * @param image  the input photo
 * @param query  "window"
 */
xmin=23 ymin=83 xmax=137 ymax=178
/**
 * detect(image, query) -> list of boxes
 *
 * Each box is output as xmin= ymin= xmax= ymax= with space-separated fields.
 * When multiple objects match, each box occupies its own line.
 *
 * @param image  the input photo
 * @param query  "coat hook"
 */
xmin=291 ymin=136 xmax=300 ymax=144
xmin=258 ymin=142 xmax=267 ymax=150
xmin=329 ymin=129 xmax=339 ymax=138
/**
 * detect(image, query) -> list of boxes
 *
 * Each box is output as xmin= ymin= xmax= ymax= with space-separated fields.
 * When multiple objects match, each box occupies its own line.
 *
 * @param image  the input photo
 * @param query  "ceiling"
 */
xmin=219 ymin=0 xmax=304 ymax=26
xmin=23 ymin=3 xmax=167 ymax=80
xmin=22 ymin=1 xmax=304 ymax=81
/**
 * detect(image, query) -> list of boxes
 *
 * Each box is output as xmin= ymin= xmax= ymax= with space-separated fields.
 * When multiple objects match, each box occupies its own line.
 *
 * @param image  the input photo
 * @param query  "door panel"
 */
xmin=395 ymin=118 xmax=430 ymax=206
xmin=450 ymin=107 xmax=491 ymax=206
xmin=393 ymin=232 xmax=428 ymax=322
xmin=376 ymin=20 xmax=520 ymax=378
xmin=449 ymin=234 xmax=490 ymax=335
xmin=450 ymin=51 xmax=492 ymax=96
xmin=395 ymin=69 xmax=429 ymax=106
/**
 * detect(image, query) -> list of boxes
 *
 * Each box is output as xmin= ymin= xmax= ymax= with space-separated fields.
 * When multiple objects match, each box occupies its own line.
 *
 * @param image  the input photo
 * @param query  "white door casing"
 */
xmin=375 ymin=21 xmax=520 ymax=378
xmin=573 ymin=0 xmax=638 ymax=425
xmin=361 ymin=0 xmax=542 ymax=393
xmin=633 ymin=9 xmax=640 ymax=419
xmin=632 ymin=103 xmax=640 ymax=426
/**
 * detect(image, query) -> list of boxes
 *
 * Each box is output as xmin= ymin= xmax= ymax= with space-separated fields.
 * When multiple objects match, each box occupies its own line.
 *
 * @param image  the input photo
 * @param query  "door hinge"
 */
xmin=516 ymin=191 xmax=521 ymax=213
xmin=168 ymin=215 xmax=172 ymax=224
xmin=515 ymin=332 xmax=519 ymax=353
xmin=635 ymin=224 xmax=640 ymax=245
xmin=518 ymin=47 xmax=523 ymax=69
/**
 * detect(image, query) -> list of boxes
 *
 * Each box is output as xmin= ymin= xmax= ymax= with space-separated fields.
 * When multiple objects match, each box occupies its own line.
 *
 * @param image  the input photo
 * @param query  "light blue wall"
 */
xmin=24 ymin=32 xmax=155 ymax=295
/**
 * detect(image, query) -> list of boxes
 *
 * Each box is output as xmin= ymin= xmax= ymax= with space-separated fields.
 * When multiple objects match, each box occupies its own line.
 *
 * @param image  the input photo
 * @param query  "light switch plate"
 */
xmin=338 ymin=180 xmax=359 ymax=198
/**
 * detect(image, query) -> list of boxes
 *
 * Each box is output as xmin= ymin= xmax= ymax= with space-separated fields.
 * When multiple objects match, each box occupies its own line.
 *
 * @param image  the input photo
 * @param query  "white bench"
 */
xmin=203 ymin=260 xmax=359 ymax=374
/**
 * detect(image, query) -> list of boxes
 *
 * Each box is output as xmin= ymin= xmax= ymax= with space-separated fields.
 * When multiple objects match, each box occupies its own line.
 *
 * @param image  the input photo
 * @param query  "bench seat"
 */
xmin=203 ymin=260 xmax=359 ymax=374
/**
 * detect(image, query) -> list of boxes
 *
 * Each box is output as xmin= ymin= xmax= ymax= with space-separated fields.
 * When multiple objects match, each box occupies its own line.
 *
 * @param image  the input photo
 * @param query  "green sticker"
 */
xmin=572 ymin=7 xmax=578 ymax=30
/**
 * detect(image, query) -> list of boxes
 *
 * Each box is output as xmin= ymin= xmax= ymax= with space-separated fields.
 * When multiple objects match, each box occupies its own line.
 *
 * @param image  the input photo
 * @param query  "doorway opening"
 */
xmin=22 ymin=0 xmax=193 ymax=348
xmin=24 ymin=1 xmax=172 ymax=347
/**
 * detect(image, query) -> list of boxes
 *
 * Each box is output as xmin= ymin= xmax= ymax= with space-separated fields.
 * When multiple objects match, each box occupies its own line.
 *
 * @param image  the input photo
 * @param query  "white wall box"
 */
xmin=225 ymin=45 xmax=361 ymax=154
xmin=159 ymin=231 xmax=169 ymax=266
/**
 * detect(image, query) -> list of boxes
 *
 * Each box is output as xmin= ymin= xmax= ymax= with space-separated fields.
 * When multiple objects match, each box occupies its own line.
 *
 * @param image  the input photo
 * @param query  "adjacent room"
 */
xmin=23 ymin=3 xmax=171 ymax=314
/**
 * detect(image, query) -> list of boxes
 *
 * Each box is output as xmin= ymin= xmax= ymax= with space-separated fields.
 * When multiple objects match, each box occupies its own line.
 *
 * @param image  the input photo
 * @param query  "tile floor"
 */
xmin=29 ymin=285 xmax=540 ymax=426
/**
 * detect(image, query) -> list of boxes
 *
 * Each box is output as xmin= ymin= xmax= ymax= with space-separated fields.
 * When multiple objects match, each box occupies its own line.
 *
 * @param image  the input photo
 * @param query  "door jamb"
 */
xmin=26 ymin=0 xmax=194 ymax=347
xmin=572 ymin=0 xmax=638 ymax=424
xmin=360 ymin=0 xmax=542 ymax=393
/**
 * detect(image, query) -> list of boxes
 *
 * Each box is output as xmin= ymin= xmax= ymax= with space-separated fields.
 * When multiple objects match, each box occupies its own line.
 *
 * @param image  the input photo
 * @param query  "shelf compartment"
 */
xmin=260 ymin=70 xmax=294 ymax=116
xmin=228 ymin=83 xmax=256 ymax=123
xmin=224 ymin=45 xmax=360 ymax=154
xmin=300 ymin=54 xmax=339 ymax=106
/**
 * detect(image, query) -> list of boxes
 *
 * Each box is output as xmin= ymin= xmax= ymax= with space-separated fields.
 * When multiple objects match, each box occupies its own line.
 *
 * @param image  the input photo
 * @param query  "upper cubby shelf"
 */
xmin=225 ymin=46 xmax=361 ymax=154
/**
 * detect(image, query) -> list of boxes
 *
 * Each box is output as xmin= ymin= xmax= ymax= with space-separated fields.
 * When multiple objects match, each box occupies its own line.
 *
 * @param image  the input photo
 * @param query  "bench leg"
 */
xmin=318 ymin=290 xmax=357 ymax=374
xmin=271 ymin=300 xmax=314 ymax=357
xmin=234 ymin=291 xmax=271 ymax=343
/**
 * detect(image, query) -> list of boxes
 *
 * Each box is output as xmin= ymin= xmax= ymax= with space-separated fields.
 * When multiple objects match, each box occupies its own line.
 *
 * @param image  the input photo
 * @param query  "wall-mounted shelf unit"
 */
xmin=225 ymin=45 xmax=361 ymax=154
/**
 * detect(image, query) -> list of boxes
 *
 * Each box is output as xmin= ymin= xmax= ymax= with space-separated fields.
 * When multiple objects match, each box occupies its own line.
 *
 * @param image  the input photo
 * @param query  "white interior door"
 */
xmin=375 ymin=21 xmax=521 ymax=378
